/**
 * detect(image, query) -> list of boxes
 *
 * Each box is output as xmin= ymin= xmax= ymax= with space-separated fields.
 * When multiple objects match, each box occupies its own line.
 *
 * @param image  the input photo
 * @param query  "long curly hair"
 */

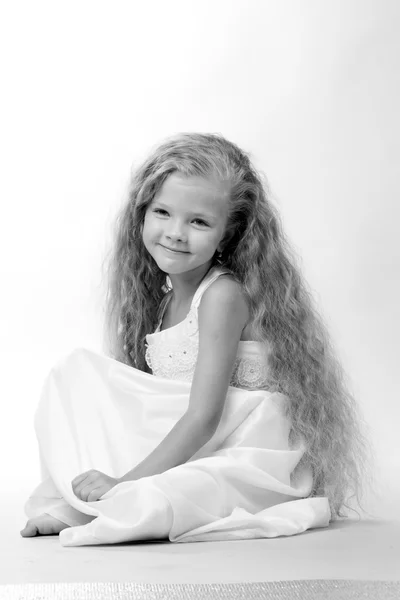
xmin=102 ymin=132 xmax=376 ymax=521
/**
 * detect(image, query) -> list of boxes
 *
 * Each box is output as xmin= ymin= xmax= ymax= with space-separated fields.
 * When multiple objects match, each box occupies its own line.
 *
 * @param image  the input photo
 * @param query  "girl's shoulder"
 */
xmin=210 ymin=270 xmax=246 ymax=297
xmin=198 ymin=271 xmax=250 ymax=325
xmin=212 ymin=271 xmax=243 ymax=293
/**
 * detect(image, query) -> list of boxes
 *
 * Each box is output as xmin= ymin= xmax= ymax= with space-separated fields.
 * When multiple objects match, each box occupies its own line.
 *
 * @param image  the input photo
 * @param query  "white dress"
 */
xmin=24 ymin=266 xmax=331 ymax=546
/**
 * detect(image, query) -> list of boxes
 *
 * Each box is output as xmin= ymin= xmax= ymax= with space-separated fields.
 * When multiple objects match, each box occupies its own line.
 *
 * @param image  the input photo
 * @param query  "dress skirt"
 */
xmin=24 ymin=347 xmax=331 ymax=546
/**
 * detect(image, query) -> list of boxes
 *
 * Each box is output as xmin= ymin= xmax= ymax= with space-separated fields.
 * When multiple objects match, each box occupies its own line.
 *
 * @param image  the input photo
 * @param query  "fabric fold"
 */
xmin=24 ymin=347 xmax=331 ymax=546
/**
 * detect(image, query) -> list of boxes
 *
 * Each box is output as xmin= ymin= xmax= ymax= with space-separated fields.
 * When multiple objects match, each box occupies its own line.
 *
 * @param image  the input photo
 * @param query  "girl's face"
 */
xmin=142 ymin=173 xmax=229 ymax=276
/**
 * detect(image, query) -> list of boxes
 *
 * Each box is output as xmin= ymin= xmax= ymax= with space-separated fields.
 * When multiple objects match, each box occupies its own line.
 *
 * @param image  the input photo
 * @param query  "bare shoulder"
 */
xmin=198 ymin=274 xmax=249 ymax=329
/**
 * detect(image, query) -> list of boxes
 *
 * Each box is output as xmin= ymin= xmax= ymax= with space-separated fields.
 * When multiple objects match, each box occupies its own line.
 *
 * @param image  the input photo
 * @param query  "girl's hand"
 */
xmin=71 ymin=469 xmax=121 ymax=502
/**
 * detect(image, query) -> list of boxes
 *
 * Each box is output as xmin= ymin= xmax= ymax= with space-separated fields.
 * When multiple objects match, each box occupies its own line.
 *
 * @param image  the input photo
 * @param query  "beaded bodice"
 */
xmin=145 ymin=267 xmax=271 ymax=391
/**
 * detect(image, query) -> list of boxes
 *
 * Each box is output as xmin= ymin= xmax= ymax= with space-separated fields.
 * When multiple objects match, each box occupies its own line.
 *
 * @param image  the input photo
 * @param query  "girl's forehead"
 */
xmin=154 ymin=173 xmax=229 ymax=206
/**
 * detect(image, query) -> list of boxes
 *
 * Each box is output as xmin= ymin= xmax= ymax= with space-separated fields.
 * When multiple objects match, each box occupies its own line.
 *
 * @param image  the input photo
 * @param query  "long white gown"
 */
xmin=24 ymin=266 xmax=331 ymax=546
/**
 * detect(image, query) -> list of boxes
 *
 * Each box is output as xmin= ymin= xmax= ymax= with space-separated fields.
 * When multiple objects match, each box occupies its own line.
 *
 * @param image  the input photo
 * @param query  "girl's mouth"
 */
xmin=160 ymin=245 xmax=188 ymax=254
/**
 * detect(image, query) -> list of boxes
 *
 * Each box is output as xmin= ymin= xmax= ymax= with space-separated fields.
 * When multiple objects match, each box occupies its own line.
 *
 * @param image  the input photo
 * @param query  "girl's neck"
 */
xmin=167 ymin=262 xmax=215 ymax=306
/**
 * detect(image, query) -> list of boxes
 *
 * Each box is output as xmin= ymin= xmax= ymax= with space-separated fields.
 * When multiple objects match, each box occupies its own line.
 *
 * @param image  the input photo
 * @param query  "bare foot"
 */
xmin=20 ymin=513 xmax=71 ymax=537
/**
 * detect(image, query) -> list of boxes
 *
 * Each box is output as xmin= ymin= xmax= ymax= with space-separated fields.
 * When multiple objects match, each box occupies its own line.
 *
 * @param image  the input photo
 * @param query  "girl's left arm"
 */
xmin=120 ymin=277 xmax=249 ymax=483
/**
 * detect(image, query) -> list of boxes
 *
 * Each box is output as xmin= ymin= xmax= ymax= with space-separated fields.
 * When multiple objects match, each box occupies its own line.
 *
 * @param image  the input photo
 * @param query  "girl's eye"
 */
xmin=153 ymin=209 xmax=208 ymax=227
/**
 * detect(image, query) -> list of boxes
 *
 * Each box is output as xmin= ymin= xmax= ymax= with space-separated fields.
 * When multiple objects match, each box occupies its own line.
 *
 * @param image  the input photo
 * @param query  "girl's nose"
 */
xmin=166 ymin=223 xmax=187 ymax=242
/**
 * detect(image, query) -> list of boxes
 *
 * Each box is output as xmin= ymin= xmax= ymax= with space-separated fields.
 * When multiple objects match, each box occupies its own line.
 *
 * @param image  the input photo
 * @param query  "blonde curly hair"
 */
xmin=102 ymin=132 xmax=377 ymax=521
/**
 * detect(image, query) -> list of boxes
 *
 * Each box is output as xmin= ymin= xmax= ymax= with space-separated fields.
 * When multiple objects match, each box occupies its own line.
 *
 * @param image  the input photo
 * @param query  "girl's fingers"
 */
xmin=83 ymin=485 xmax=102 ymax=502
xmin=74 ymin=484 xmax=88 ymax=501
xmin=72 ymin=478 xmax=87 ymax=495
xmin=72 ymin=469 xmax=97 ymax=486
xmin=79 ymin=479 xmax=105 ymax=502
xmin=87 ymin=487 xmax=103 ymax=502
xmin=73 ymin=477 xmax=93 ymax=498
xmin=71 ymin=471 xmax=111 ymax=501
xmin=71 ymin=472 xmax=89 ymax=486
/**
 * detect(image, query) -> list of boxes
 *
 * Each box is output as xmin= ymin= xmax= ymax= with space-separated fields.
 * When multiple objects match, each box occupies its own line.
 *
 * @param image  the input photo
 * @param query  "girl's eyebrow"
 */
xmin=152 ymin=201 xmax=216 ymax=221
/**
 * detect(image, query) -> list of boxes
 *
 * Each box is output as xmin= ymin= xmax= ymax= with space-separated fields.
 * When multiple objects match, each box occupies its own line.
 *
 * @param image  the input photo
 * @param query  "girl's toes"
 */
xmin=20 ymin=520 xmax=39 ymax=537
xmin=20 ymin=514 xmax=70 ymax=537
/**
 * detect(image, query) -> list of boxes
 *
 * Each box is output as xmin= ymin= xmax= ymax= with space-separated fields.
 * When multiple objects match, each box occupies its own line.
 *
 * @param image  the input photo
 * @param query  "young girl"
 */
xmin=21 ymin=132 xmax=374 ymax=545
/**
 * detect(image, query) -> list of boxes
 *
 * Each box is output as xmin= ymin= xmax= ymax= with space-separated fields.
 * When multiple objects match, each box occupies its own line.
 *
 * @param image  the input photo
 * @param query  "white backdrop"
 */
xmin=0 ymin=0 xmax=399 ymax=519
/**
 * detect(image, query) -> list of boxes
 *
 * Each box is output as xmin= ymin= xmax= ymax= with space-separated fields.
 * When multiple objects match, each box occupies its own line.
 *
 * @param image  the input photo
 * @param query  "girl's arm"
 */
xmin=120 ymin=277 xmax=249 ymax=483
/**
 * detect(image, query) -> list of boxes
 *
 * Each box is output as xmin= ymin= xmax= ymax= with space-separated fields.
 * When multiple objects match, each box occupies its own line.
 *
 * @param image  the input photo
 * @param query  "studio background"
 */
xmin=1 ymin=0 xmax=398 ymax=519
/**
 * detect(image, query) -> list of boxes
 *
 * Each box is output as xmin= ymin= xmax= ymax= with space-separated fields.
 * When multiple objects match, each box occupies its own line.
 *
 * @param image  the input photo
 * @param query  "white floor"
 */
xmin=2 ymin=488 xmax=400 ymax=585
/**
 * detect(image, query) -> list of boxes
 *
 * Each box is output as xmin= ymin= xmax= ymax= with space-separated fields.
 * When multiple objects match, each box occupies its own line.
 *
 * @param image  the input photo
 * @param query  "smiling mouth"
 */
xmin=160 ymin=245 xmax=188 ymax=254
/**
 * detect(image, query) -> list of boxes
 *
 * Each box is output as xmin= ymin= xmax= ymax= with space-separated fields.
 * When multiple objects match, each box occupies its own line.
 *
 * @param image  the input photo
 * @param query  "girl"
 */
xmin=21 ymin=132 xmax=375 ymax=545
